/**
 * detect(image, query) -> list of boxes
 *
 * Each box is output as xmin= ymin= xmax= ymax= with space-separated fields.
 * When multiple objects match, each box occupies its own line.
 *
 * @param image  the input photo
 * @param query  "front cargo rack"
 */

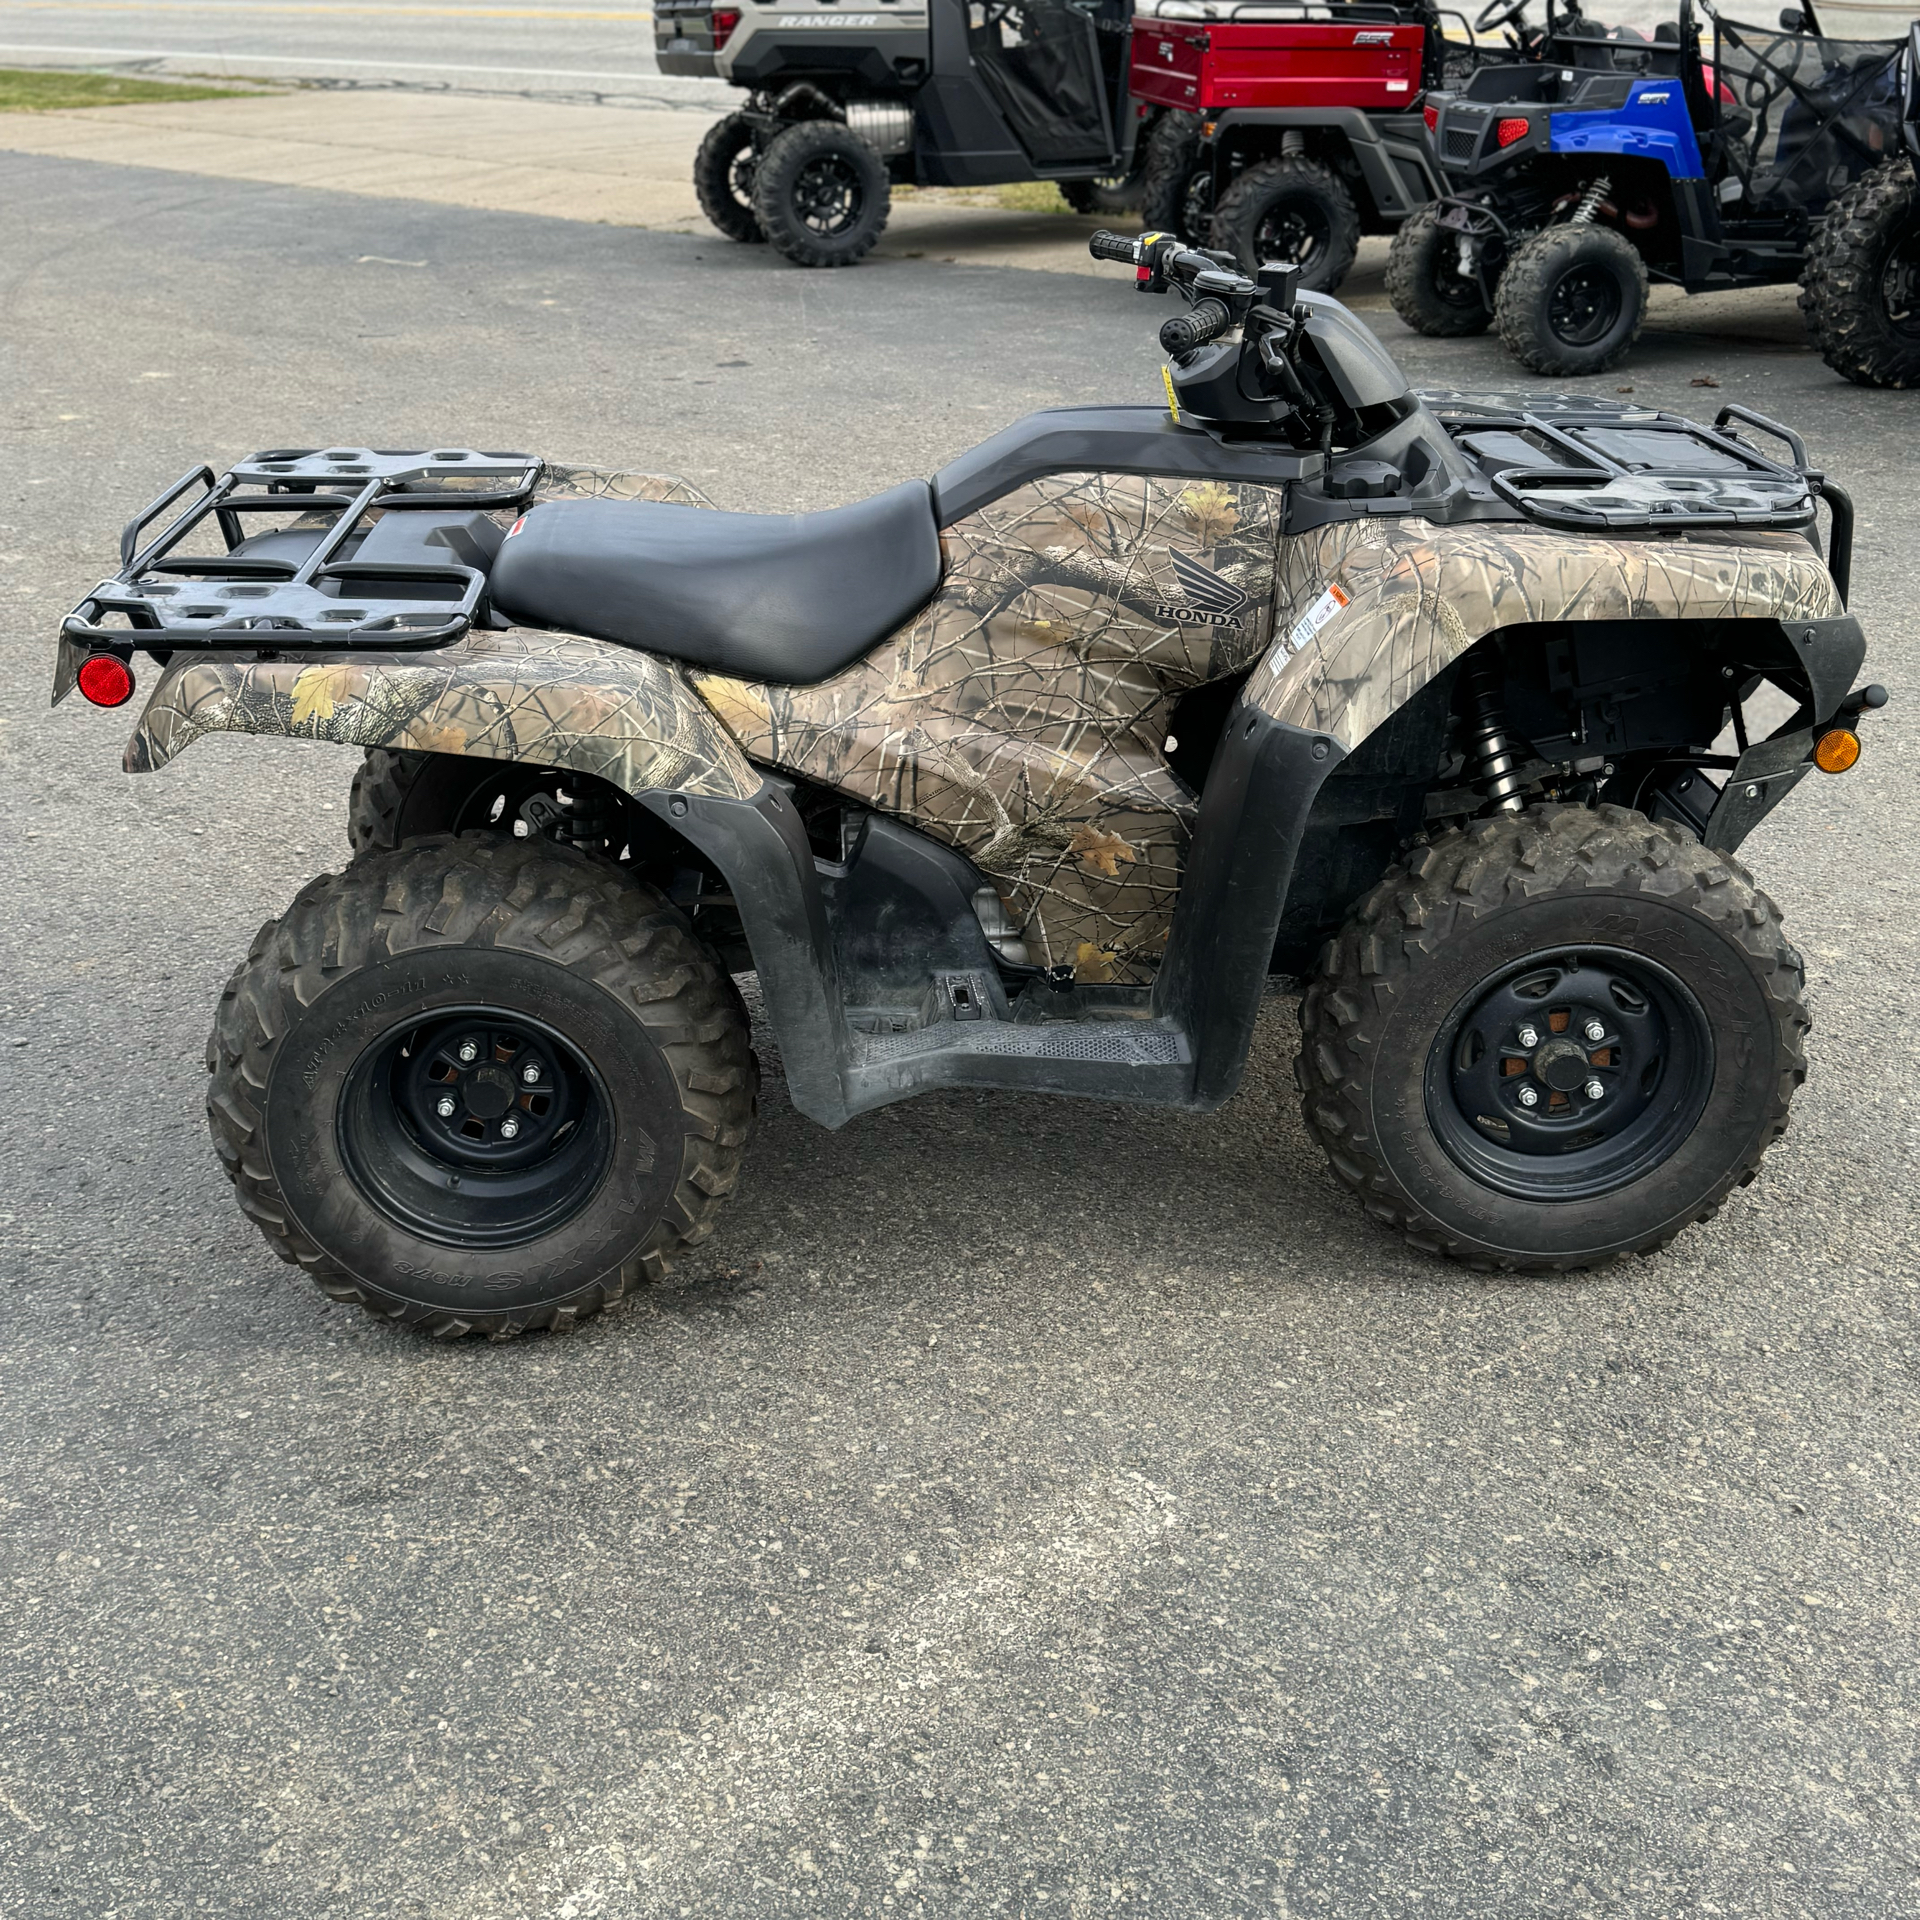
xmin=1420 ymin=391 xmax=1829 ymax=530
xmin=62 ymin=447 xmax=541 ymax=653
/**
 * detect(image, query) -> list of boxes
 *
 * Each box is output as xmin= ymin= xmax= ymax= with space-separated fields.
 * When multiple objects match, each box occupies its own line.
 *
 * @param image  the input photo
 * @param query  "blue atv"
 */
xmin=1388 ymin=0 xmax=1920 ymax=383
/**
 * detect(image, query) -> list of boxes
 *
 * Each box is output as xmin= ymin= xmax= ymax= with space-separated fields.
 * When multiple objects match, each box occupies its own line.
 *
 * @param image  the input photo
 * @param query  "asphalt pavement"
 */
xmin=1 ymin=153 xmax=1917 ymax=1918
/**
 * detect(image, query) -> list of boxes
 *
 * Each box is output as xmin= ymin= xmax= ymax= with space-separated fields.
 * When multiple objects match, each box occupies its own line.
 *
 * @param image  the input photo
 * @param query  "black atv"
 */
xmin=1391 ymin=0 xmax=1920 ymax=383
xmin=59 ymin=237 xmax=1883 ymax=1336
xmin=659 ymin=0 xmax=1141 ymax=266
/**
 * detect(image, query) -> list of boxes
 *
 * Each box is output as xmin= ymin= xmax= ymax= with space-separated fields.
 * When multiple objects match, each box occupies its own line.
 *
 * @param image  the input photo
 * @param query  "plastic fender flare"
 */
xmin=1247 ymin=516 xmax=1846 ymax=749
xmin=1549 ymin=84 xmax=1707 ymax=180
xmin=119 ymin=627 xmax=765 ymax=802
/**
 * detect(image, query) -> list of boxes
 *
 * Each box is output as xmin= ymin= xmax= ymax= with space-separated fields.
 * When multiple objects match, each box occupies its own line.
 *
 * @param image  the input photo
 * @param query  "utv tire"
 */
xmin=1210 ymin=156 xmax=1361 ymax=293
xmin=206 ymin=835 xmax=757 ymax=1338
xmin=694 ymin=111 xmax=765 ymax=244
xmin=1296 ymin=805 xmax=1809 ymax=1273
xmin=1137 ymin=110 xmax=1209 ymax=242
xmin=1495 ymin=222 xmax=1647 ymax=376
xmin=1386 ymin=203 xmax=1494 ymax=337
xmin=1799 ymin=157 xmax=1920 ymax=388
xmin=1059 ymin=170 xmax=1142 ymax=216
xmin=753 ymin=120 xmax=890 ymax=268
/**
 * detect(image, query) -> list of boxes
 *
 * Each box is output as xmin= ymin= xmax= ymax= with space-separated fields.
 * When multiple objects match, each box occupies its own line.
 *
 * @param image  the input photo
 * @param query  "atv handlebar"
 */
xmin=1159 ymin=300 xmax=1234 ymax=356
xmin=1087 ymin=229 xmax=1140 ymax=263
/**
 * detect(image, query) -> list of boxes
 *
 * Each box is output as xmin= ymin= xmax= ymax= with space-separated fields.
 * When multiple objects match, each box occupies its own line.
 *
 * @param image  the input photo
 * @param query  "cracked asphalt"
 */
xmin=1 ymin=153 xmax=1917 ymax=1918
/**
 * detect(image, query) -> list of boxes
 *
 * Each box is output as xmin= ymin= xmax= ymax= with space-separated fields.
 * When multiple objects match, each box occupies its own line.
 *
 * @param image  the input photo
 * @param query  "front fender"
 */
xmin=1248 ymin=516 xmax=1844 ymax=747
xmin=121 ymin=625 xmax=763 ymax=802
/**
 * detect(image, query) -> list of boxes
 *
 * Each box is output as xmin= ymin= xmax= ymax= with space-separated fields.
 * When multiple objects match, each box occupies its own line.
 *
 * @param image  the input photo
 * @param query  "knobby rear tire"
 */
xmin=752 ymin=120 xmax=890 ymax=269
xmin=1494 ymin=222 xmax=1648 ymax=376
xmin=1210 ymin=155 xmax=1361 ymax=294
xmin=1386 ymin=203 xmax=1494 ymax=337
xmin=694 ymin=111 xmax=766 ymax=244
xmin=206 ymin=835 xmax=757 ymax=1338
xmin=1800 ymin=157 xmax=1920 ymax=389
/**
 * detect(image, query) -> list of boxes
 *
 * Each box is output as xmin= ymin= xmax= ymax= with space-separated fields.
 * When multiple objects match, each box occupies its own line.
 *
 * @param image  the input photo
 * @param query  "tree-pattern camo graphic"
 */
xmin=533 ymin=464 xmax=716 ymax=509
xmin=696 ymin=472 xmax=1283 ymax=983
xmin=1254 ymin=517 xmax=1843 ymax=747
xmin=123 ymin=626 xmax=762 ymax=801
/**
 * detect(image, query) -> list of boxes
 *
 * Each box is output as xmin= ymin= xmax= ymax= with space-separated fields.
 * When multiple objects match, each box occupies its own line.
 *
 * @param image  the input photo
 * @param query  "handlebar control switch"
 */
xmin=1255 ymin=260 xmax=1302 ymax=311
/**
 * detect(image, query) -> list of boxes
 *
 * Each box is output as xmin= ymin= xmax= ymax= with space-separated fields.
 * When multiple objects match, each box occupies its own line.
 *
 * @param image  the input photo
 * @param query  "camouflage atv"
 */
xmin=59 ymin=233 xmax=1883 ymax=1337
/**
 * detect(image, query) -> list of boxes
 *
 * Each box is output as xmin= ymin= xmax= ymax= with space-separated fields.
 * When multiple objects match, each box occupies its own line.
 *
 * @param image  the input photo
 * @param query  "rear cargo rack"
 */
xmin=63 ymin=447 xmax=540 ymax=653
xmin=1419 ymin=392 xmax=1821 ymax=534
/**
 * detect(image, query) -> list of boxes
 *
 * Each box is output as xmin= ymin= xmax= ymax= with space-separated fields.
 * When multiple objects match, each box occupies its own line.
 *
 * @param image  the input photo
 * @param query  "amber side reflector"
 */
xmin=1813 ymin=728 xmax=1861 ymax=774
xmin=1496 ymin=116 xmax=1530 ymax=147
xmin=77 ymin=653 xmax=134 ymax=708
xmin=1423 ymin=104 xmax=1439 ymax=132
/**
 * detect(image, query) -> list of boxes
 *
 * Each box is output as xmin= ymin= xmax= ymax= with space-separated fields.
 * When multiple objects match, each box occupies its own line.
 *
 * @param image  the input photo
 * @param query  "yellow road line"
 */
xmin=2 ymin=4 xmax=656 ymax=20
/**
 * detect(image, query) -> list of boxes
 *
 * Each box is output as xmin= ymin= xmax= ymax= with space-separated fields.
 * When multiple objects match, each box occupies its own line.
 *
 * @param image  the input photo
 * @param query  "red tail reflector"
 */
xmin=1423 ymin=104 xmax=1439 ymax=132
xmin=1496 ymin=117 xmax=1530 ymax=147
xmin=711 ymin=7 xmax=740 ymax=44
xmin=77 ymin=653 xmax=135 ymax=708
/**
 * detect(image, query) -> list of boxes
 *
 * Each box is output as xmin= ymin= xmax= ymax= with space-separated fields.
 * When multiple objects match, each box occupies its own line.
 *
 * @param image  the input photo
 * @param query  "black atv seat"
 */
xmin=488 ymin=483 xmax=943 ymax=684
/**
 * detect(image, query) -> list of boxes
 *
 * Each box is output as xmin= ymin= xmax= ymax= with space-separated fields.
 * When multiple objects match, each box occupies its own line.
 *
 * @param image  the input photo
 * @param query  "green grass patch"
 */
xmin=0 ymin=67 xmax=253 ymax=112
xmin=994 ymin=181 xmax=1075 ymax=214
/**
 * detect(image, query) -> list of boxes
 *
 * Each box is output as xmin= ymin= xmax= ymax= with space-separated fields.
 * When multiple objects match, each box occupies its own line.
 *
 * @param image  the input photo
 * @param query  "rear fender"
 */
xmin=1248 ymin=515 xmax=1846 ymax=747
xmin=121 ymin=625 xmax=764 ymax=802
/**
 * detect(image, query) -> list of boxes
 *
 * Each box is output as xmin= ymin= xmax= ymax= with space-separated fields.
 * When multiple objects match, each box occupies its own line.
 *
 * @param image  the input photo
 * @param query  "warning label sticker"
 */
xmin=1275 ymin=582 xmax=1351 ymax=667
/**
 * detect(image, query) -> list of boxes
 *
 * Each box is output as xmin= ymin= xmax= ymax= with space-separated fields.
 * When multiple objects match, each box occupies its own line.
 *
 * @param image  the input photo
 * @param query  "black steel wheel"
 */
xmin=1425 ymin=948 xmax=1714 ymax=1204
xmin=1297 ymin=804 xmax=1810 ymax=1272
xmin=1495 ymin=221 xmax=1648 ymax=375
xmin=1800 ymin=157 xmax=1920 ymax=388
xmin=1386 ymin=203 xmax=1495 ymax=337
xmin=1210 ymin=156 xmax=1360 ymax=293
xmin=693 ymin=110 xmax=764 ymax=244
xmin=752 ymin=120 xmax=890 ymax=268
xmin=207 ymin=835 xmax=757 ymax=1337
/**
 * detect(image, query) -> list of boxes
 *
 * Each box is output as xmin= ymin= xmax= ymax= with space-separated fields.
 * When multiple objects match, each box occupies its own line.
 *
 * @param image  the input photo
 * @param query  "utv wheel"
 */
xmin=752 ymin=120 xmax=890 ymax=268
xmin=1296 ymin=805 xmax=1809 ymax=1272
xmin=1210 ymin=156 xmax=1360 ymax=293
xmin=1799 ymin=157 xmax=1920 ymax=388
xmin=1059 ymin=170 xmax=1141 ymax=216
xmin=1386 ymin=203 xmax=1494 ymax=337
xmin=693 ymin=110 xmax=765 ymax=244
xmin=1137 ymin=110 xmax=1209 ymax=242
xmin=206 ymin=835 xmax=757 ymax=1337
xmin=1495 ymin=222 xmax=1647 ymax=376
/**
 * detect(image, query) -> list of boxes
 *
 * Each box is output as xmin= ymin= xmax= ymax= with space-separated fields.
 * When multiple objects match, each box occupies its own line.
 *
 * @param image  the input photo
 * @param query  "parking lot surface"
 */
xmin=1 ymin=154 xmax=1916 ymax=1917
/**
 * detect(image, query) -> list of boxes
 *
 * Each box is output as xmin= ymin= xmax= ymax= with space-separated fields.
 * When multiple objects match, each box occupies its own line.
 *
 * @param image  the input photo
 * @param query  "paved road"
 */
xmin=0 ymin=0 xmax=729 ymax=103
xmin=2 ymin=155 xmax=1917 ymax=1917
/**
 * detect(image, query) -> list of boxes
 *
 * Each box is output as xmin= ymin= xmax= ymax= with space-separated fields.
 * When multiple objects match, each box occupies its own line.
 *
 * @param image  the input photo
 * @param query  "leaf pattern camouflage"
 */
xmin=123 ymin=625 xmax=762 ymax=801
xmin=696 ymin=472 xmax=1283 ymax=984
xmin=533 ymin=464 xmax=716 ymax=509
xmin=1252 ymin=517 xmax=1844 ymax=748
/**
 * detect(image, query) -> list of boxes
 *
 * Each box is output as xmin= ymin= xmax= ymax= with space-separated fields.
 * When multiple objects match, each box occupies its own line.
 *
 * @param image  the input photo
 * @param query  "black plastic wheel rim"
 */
xmin=793 ymin=155 xmax=863 ymax=237
xmin=1433 ymin=252 xmax=1484 ymax=309
xmin=1423 ymin=948 xmax=1715 ymax=1203
xmin=727 ymin=149 xmax=757 ymax=211
xmin=338 ymin=1006 xmax=615 ymax=1249
xmin=1547 ymin=262 xmax=1624 ymax=346
xmin=1254 ymin=197 xmax=1329 ymax=269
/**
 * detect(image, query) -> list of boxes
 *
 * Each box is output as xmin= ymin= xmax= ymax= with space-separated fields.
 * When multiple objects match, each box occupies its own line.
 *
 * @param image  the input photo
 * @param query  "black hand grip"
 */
xmin=1159 ymin=299 xmax=1232 ymax=355
xmin=1088 ymin=229 xmax=1140 ymax=263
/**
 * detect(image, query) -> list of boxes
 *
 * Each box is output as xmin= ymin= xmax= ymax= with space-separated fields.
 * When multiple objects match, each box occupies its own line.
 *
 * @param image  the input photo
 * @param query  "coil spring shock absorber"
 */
xmin=551 ymin=782 xmax=620 ymax=852
xmin=1568 ymin=173 xmax=1612 ymax=227
xmin=1462 ymin=649 xmax=1527 ymax=814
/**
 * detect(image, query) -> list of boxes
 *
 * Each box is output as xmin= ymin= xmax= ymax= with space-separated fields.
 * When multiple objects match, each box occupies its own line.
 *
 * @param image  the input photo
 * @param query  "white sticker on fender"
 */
xmin=1277 ymin=582 xmax=1351 ymax=665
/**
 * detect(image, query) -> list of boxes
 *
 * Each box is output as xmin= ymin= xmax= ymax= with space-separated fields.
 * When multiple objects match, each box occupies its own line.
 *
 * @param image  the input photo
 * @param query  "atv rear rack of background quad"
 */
xmin=61 ymin=447 xmax=540 ymax=653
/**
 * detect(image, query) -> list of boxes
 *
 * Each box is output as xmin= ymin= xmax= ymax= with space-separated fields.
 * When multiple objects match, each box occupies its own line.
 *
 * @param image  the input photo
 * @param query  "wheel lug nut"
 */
xmin=499 ymin=1116 xmax=521 ymax=1140
xmin=1585 ymin=1078 xmax=1606 ymax=1101
xmin=456 ymin=1039 xmax=479 ymax=1064
xmin=520 ymin=1062 xmax=541 ymax=1084
xmin=1517 ymin=1024 xmax=1539 ymax=1048
xmin=435 ymin=1095 xmax=457 ymax=1119
xmin=1516 ymin=1084 xmax=1540 ymax=1108
xmin=1584 ymin=1021 xmax=1605 ymax=1043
